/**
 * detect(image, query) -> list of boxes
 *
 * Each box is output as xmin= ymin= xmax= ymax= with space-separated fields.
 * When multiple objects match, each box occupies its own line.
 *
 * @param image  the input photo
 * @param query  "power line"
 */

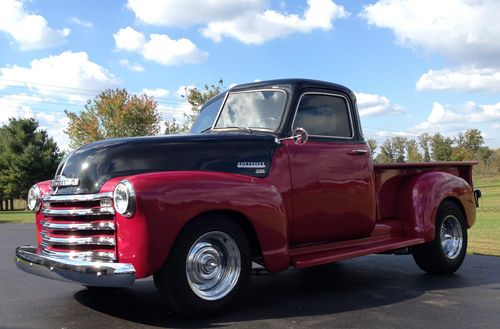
xmin=0 ymin=79 xmax=186 ymax=103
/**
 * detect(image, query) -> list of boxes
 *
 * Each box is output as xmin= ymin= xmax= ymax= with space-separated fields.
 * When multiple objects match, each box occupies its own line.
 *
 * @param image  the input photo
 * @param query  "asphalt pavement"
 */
xmin=1 ymin=223 xmax=499 ymax=329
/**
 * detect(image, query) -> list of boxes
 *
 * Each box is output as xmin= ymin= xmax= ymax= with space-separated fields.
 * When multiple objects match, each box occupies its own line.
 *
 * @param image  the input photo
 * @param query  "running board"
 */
xmin=289 ymin=237 xmax=425 ymax=269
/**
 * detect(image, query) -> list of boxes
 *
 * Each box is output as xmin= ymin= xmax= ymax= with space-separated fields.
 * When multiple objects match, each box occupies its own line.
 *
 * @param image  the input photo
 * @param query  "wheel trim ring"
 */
xmin=186 ymin=231 xmax=241 ymax=301
xmin=440 ymin=215 xmax=463 ymax=260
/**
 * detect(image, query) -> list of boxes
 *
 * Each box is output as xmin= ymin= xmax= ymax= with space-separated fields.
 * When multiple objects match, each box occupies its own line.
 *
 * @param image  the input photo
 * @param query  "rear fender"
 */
xmin=110 ymin=171 xmax=289 ymax=278
xmin=396 ymin=172 xmax=475 ymax=241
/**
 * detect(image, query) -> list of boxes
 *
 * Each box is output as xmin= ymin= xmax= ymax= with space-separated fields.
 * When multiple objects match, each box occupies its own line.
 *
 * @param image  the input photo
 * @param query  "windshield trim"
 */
xmin=211 ymin=88 xmax=288 ymax=133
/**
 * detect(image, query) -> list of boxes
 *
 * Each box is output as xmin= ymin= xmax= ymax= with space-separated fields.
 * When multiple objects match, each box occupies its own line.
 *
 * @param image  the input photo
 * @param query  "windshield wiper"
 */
xmin=215 ymin=126 xmax=253 ymax=134
xmin=200 ymin=127 xmax=212 ymax=133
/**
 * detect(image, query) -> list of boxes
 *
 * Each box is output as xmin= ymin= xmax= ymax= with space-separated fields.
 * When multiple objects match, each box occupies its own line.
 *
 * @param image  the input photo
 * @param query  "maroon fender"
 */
xmin=104 ymin=171 xmax=290 ymax=278
xmin=395 ymin=172 xmax=476 ymax=241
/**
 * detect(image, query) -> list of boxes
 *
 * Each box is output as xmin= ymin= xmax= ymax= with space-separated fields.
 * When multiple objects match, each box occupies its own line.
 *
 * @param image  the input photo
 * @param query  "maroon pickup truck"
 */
xmin=16 ymin=79 xmax=480 ymax=317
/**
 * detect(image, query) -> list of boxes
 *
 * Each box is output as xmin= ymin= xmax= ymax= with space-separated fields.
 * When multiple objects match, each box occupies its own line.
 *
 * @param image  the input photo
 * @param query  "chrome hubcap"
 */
xmin=186 ymin=231 xmax=241 ymax=301
xmin=440 ymin=215 xmax=463 ymax=259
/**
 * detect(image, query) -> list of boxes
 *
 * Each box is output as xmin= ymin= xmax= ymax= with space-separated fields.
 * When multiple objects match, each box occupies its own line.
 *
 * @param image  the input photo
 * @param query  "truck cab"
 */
xmin=16 ymin=79 xmax=479 ymax=317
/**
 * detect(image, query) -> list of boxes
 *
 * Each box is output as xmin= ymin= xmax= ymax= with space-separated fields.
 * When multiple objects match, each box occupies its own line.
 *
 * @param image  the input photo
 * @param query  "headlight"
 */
xmin=113 ymin=180 xmax=136 ymax=217
xmin=27 ymin=185 xmax=42 ymax=213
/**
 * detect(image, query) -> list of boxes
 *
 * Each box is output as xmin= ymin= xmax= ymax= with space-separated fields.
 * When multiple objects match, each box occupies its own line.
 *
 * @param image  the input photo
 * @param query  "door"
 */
xmin=287 ymin=92 xmax=376 ymax=245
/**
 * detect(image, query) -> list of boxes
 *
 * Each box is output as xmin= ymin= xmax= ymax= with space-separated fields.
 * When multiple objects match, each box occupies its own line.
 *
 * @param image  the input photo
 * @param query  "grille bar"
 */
xmin=41 ymin=220 xmax=115 ymax=231
xmin=40 ymin=247 xmax=116 ymax=262
xmin=42 ymin=207 xmax=115 ymax=217
xmin=43 ymin=192 xmax=113 ymax=203
xmin=41 ymin=231 xmax=116 ymax=246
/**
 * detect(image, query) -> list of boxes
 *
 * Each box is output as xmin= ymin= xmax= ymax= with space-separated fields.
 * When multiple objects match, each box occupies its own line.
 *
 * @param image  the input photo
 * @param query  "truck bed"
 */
xmin=374 ymin=161 xmax=476 ymax=221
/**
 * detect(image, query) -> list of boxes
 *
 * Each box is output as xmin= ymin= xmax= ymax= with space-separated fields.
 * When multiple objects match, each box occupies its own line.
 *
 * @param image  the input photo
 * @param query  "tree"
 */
xmin=377 ymin=139 xmax=395 ymax=163
xmin=462 ymin=128 xmax=484 ymax=152
xmin=0 ymin=118 xmax=61 ymax=209
xmin=65 ymin=89 xmax=161 ymax=148
xmin=164 ymin=79 xmax=224 ymax=135
xmin=453 ymin=128 xmax=486 ymax=161
xmin=406 ymin=139 xmax=423 ymax=162
xmin=392 ymin=136 xmax=407 ymax=163
xmin=431 ymin=133 xmax=453 ymax=161
xmin=419 ymin=133 xmax=432 ymax=162
xmin=163 ymin=118 xmax=184 ymax=135
xmin=367 ymin=139 xmax=378 ymax=161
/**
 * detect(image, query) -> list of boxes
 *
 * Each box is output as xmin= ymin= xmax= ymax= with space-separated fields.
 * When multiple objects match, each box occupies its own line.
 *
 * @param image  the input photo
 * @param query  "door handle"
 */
xmin=348 ymin=149 xmax=368 ymax=156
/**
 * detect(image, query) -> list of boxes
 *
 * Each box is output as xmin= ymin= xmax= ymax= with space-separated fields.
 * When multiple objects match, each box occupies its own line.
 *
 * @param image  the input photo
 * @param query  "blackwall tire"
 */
xmin=413 ymin=201 xmax=468 ymax=275
xmin=155 ymin=216 xmax=251 ymax=318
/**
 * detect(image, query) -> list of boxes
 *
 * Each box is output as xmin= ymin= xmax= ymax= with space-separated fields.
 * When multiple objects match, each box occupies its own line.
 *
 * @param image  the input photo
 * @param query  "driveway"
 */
xmin=1 ymin=223 xmax=499 ymax=329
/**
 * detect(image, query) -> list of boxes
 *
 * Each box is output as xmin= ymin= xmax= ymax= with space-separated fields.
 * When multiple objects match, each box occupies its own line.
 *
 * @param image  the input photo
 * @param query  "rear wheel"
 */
xmin=413 ymin=201 xmax=467 ymax=274
xmin=155 ymin=217 xmax=251 ymax=317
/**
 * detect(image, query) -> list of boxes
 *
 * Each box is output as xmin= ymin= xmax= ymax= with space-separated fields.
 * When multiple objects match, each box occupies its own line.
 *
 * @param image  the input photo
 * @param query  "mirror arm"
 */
xmin=276 ymin=127 xmax=309 ymax=145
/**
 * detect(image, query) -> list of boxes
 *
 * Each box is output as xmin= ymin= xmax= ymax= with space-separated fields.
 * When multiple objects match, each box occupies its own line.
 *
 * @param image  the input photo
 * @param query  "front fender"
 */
xmin=396 ymin=172 xmax=476 ymax=241
xmin=112 ymin=171 xmax=289 ymax=278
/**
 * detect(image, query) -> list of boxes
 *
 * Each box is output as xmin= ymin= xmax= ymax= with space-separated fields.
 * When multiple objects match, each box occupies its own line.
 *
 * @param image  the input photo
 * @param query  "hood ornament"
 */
xmin=51 ymin=175 xmax=80 ymax=188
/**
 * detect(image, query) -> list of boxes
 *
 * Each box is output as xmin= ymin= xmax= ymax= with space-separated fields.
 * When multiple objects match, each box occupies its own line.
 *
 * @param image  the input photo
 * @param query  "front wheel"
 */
xmin=413 ymin=201 xmax=468 ymax=274
xmin=155 ymin=217 xmax=251 ymax=317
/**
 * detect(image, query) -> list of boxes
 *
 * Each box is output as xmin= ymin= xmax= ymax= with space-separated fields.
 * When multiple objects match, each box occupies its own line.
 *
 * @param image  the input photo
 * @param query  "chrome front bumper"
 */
xmin=15 ymin=246 xmax=136 ymax=287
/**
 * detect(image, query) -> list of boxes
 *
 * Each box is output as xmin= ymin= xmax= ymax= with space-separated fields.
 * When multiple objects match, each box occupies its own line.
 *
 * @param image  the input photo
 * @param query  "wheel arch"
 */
xmin=179 ymin=210 xmax=263 ymax=260
xmin=396 ymin=171 xmax=476 ymax=241
xmin=441 ymin=196 xmax=468 ymax=224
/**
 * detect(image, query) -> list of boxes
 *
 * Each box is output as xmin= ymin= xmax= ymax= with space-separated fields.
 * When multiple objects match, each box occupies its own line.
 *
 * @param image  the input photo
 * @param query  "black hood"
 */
xmin=54 ymin=133 xmax=279 ymax=195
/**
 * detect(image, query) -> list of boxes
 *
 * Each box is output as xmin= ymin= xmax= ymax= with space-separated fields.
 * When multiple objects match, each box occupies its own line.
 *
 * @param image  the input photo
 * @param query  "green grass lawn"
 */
xmin=0 ymin=210 xmax=35 ymax=223
xmin=1 ymin=175 xmax=498 ymax=256
xmin=469 ymin=176 xmax=500 ymax=256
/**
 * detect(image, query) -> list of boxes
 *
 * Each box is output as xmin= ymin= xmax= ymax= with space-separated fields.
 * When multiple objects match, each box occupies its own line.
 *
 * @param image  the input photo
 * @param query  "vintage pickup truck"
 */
xmin=16 ymin=79 xmax=481 ymax=316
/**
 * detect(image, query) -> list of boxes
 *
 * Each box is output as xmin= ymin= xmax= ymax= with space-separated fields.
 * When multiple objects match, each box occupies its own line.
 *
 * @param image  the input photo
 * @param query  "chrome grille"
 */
xmin=39 ymin=192 xmax=116 ymax=262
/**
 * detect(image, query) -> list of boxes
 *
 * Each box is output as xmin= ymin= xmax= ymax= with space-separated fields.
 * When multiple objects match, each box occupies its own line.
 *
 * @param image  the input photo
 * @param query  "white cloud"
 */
xmin=416 ymin=67 xmax=500 ymax=92
xmin=38 ymin=116 xmax=71 ymax=151
xmin=0 ymin=94 xmax=34 ymax=124
xmin=360 ymin=0 xmax=500 ymax=66
xmin=127 ymin=0 xmax=266 ymax=27
xmin=415 ymin=101 xmax=500 ymax=132
xmin=0 ymin=51 xmax=118 ymax=101
xmin=176 ymin=85 xmax=195 ymax=98
xmin=355 ymin=92 xmax=404 ymax=116
xmin=202 ymin=0 xmax=349 ymax=44
xmin=159 ymin=101 xmax=191 ymax=121
xmin=142 ymin=88 xmax=170 ymax=97
xmin=127 ymin=0 xmax=348 ymax=44
xmin=143 ymin=34 xmax=208 ymax=65
xmin=374 ymin=130 xmax=418 ymax=138
xmin=0 ymin=0 xmax=70 ymax=50
xmin=0 ymin=94 xmax=70 ymax=150
xmin=114 ymin=27 xmax=208 ymax=65
xmin=113 ymin=26 xmax=146 ymax=52
xmin=69 ymin=17 xmax=94 ymax=29
xmin=119 ymin=59 xmax=145 ymax=72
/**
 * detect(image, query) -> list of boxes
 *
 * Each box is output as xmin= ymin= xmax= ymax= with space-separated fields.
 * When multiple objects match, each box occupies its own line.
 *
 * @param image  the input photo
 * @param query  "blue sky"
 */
xmin=0 ymin=0 xmax=499 ymax=149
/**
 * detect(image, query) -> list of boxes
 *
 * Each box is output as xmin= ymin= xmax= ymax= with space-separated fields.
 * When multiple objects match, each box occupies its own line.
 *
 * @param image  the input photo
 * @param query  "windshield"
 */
xmin=214 ymin=90 xmax=286 ymax=131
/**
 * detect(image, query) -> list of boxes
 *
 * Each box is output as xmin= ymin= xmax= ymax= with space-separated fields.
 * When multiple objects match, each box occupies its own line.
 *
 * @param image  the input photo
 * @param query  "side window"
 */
xmin=190 ymin=96 xmax=224 ymax=133
xmin=293 ymin=93 xmax=352 ymax=138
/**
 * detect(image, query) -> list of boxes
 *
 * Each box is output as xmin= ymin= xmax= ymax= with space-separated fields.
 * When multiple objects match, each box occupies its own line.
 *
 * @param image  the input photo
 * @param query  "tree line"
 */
xmin=0 ymin=119 xmax=62 ymax=210
xmin=367 ymin=129 xmax=500 ymax=175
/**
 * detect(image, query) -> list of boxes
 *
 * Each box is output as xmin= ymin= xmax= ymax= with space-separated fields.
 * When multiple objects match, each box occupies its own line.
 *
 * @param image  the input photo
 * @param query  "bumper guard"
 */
xmin=15 ymin=246 xmax=135 ymax=287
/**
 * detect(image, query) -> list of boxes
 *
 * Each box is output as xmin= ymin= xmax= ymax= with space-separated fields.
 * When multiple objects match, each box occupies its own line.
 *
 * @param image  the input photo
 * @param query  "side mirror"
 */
xmin=293 ymin=127 xmax=308 ymax=145
xmin=278 ymin=127 xmax=309 ymax=145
